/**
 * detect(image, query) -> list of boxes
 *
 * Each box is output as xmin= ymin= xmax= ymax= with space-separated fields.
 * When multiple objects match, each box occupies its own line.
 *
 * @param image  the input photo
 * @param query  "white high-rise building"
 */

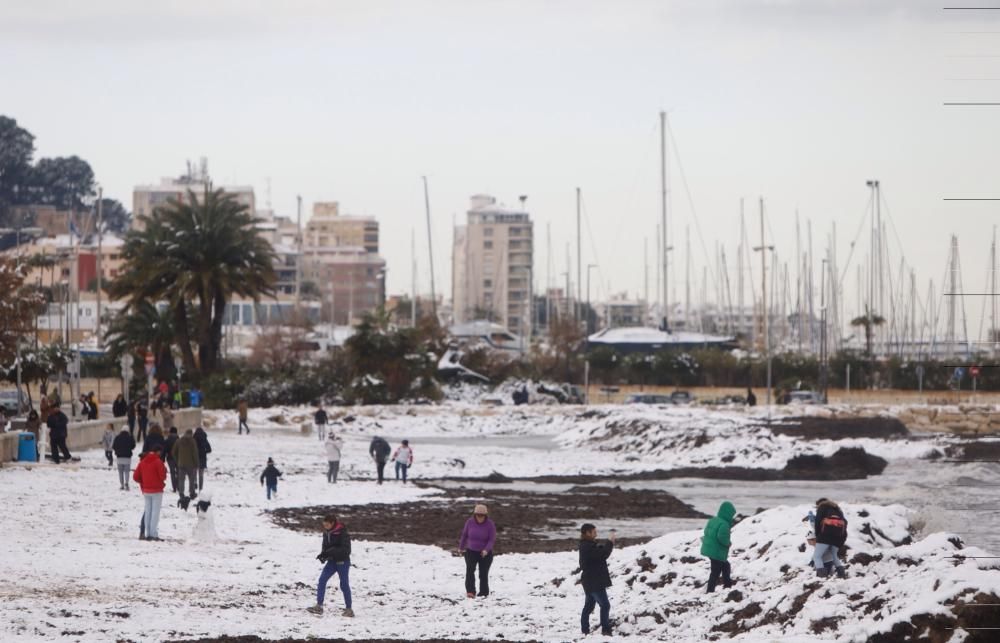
xmin=452 ymin=194 xmax=534 ymax=335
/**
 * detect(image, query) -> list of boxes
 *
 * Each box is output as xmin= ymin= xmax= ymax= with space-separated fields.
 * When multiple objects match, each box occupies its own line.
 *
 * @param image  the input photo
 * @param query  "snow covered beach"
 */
xmin=1 ymin=404 xmax=998 ymax=642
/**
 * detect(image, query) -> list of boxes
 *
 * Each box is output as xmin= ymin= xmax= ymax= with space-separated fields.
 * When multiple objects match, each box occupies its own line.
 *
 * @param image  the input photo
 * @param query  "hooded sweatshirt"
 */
xmin=700 ymin=501 xmax=736 ymax=561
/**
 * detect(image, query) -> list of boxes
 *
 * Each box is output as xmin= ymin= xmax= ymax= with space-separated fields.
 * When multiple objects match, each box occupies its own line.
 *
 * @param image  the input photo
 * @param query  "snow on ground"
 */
xmin=0 ymin=404 xmax=994 ymax=642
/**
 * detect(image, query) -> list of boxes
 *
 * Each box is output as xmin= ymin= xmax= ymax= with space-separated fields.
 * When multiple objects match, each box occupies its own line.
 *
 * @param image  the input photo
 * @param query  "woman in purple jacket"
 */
xmin=458 ymin=503 xmax=497 ymax=598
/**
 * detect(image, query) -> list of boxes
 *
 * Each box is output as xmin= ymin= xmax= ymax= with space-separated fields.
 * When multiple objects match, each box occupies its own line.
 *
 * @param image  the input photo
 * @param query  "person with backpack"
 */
xmin=579 ymin=523 xmax=615 ymax=637
xmin=260 ymin=457 xmax=282 ymax=499
xmin=391 ymin=439 xmax=414 ymax=483
xmin=314 ymin=405 xmax=329 ymax=441
xmin=133 ymin=445 xmax=167 ymax=541
xmin=306 ymin=514 xmax=354 ymax=617
xmin=700 ymin=500 xmax=736 ymax=593
xmin=194 ymin=426 xmax=212 ymax=490
xmin=459 ymin=504 xmax=497 ymax=598
xmin=325 ymin=433 xmax=343 ymax=483
xmin=812 ymin=498 xmax=848 ymax=578
xmin=368 ymin=436 xmax=391 ymax=484
xmin=112 ymin=427 xmax=136 ymax=491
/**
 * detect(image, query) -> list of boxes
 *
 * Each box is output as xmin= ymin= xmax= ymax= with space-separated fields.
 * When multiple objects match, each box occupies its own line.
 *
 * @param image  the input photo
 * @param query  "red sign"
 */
xmin=971 ymin=366 xmax=981 ymax=378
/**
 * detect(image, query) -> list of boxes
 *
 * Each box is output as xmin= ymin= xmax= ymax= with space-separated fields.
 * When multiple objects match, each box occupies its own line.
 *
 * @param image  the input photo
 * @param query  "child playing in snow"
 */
xmin=307 ymin=514 xmax=353 ymax=617
xmin=101 ymin=424 xmax=115 ymax=469
xmin=260 ymin=457 xmax=282 ymax=500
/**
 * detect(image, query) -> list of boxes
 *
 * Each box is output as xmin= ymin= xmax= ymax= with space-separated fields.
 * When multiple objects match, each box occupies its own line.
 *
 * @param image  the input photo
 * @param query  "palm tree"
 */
xmin=110 ymin=188 xmax=276 ymax=375
xmin=850 ymin=306 xmax=886 ymax=357
xmin=103 ymin=301 xmax=177 ymax=381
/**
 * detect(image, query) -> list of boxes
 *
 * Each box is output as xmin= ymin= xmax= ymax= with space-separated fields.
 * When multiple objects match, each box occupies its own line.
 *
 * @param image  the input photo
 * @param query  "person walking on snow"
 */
xmin=391 ymin=439 xmax=414 ymax=483
xmin=163 ymin=426 xmax=180 ymax=492
xmin=136 ymin=397 xmax=149 ymax=441
xmin=101 ymin=424 xmax=115 ymax=469
xmin=112 ymin=427 xmax=136 ymax=490
xmin=134 ymin=446 xmax=167 ymax=540
xmin=811 ymin=498 xmax=848 ymax=578
xmin=112 ymin=394 xmax=127 ymax=418
xmin=368 ymin=435 xmax=391 ymax=484
xmin=307 ymin=514 xmax=354 ymax=617
xmin=325 ymin=433 xmax=343 ymax=483
xmin=87 ymin=392 xmax=99 ymax=420
xmin=194 ymin=426 xmax=212 ymax=490
xmin=260 ymin=457 xmax=282 ymax=499
xmin=579 ymin=522 xmax=615 ymax=637
xmin=459 ymin=504 xmax=497 ymax=598
xmin=701 ymin=500 xmax=736 ymax=593
xmin=237 ymin=399 xmax=250 ymax=434
xmin=314 ymin=405 xmax=329 ymax=441
xmin=46 ymin=403 xmax=72 ymax=464
xmin=173 ymin=428 xmax=200 ymax=500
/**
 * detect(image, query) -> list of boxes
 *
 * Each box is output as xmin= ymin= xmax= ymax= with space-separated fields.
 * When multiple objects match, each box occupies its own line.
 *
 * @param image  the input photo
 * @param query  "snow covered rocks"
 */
xmin=605 ymin=504 xmax=1000 ymax=641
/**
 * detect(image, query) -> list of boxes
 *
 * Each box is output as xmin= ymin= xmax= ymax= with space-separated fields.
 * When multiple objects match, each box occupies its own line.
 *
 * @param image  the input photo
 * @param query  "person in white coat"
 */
xmin=325 ymin=433 xmax=344 ymax=483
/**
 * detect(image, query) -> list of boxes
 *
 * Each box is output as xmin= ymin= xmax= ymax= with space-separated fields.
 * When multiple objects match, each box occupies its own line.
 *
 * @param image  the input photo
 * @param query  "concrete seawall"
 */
xmin=1 ymin=408 xmax=203 ymax=463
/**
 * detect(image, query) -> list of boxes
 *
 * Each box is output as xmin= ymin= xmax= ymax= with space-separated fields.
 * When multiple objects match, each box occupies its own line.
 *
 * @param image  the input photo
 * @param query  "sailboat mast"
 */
xmin=660 ymin=111 xmax=669 ymax=329
xmin=422 ymin=176 xmax=437 ymax=319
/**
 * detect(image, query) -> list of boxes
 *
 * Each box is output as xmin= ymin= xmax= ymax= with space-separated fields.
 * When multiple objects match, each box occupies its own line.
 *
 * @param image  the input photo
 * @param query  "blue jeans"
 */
xmin=581 ymin=588 xmax=611 ymax=634
xmin=266 ymin=481 xmax=277 ymax=499
xmin=395 ymin=461 xmax=409 ymax=482
xmin=813 ymin=543 xmax=844 ymax=570
xmin=143 ymin=493 xmax=163 ymax=539
xmin=317 ymin=560 xmax=351 ymax=608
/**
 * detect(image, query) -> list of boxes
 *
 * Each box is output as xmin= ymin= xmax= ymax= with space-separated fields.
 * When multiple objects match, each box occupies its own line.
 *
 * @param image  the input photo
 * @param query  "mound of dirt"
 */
xmin=945 ymin=441 xmax=1000 ymax=461
xmin=771 ymin=416 xmax=909 ymax=440
xmin=784 ymin=447 xmax=888 ymax=478
xmin=270 ymin=485 xmax=707 ymax=554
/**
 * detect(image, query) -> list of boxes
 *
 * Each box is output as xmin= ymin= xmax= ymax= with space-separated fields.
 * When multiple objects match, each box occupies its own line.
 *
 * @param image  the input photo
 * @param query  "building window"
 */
xmin=483 ymin=279 xmax=492 ymax=288
xmin=484 ymin=240 xmax=493 ymax=249
xmin=483 ymin=228 xmax=493 ymax=237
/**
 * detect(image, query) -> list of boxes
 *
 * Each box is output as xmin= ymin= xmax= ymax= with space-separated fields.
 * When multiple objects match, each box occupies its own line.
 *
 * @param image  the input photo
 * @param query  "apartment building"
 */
xmin=132 ymin=176 xmax=255 ymax=231
xmin=306 ymin=202 xmax=379 ymax=254
xmin=452 ymin=194 xmax=534 ymax=336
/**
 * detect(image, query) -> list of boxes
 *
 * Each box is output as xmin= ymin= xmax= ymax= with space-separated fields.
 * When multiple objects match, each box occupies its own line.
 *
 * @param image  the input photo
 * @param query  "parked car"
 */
xmin=786 ymin=390 xmax=823 ymax=405
xmin=0 ymin=390 xmax=28 ymax=416
xmin=624 ymin=394 xmax=674 ymax=405
xmin=669 ymin=390 xmax=695 ymax=405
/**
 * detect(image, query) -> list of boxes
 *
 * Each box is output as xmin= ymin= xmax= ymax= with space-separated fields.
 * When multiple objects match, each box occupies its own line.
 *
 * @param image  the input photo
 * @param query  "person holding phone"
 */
xmin=579 ymin=523 xmax=615 ymax=636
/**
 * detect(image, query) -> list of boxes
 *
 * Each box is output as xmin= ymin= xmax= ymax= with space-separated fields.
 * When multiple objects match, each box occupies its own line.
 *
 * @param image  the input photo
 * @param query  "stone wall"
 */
xmin=0 ymin=408 xmax=203 ymax=463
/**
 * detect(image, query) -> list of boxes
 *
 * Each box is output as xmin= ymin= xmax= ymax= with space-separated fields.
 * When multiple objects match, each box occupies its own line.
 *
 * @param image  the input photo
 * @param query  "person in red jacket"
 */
xmin=133 ymin=447 xmax=167 ymax=541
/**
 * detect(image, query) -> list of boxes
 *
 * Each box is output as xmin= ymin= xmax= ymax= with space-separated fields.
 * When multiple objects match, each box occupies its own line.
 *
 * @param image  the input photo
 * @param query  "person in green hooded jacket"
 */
xmin=700 ymin=500 xmax=736 ymax=593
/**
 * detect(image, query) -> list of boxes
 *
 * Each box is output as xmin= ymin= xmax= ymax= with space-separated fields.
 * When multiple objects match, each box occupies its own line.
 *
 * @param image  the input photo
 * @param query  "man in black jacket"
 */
xmin=307 ymin=514 xmax=354 ymax=617
xmin=369 ymin=436 xmax=391 ymax=484
xmin=46 ymin=404 xmax=72 ymax=464
xmin=579 ymin=523 xmax=615 ymax=636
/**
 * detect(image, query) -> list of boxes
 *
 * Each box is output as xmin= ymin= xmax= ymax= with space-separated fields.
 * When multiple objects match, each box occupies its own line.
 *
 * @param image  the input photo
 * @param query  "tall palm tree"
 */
xmin=110 ymin=188 xmax=276 ymax=375
xmin=850 ymin=306 xmax=886 ymax=357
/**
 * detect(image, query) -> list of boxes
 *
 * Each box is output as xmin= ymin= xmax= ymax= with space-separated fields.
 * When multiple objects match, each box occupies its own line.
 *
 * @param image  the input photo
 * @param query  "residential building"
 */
xmin=452 ymin=194 xmax=534 ymax=336
xmin=306 ymin=202 xmax=379 ymax=254
xmin=597 ymin=293 xmax=647 ymax=329
xmin=132 ymin=175 xmax=255 ymax=231
xmin=301 ymin=246 xmax=386 ymax=326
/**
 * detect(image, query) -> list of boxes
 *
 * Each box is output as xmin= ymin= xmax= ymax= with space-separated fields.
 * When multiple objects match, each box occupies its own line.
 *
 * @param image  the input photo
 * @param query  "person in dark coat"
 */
xmin=812 ymin=498 xmax=848 ymax=578
xmin=113 ymin=394 xmax=128 ymax=418
xmin=126 ymin=399 xmax=137 ymax=438
xmin=172 ymin=428 xmax=200 ymax=499
xmin=137 ymin=398 xmax=149 ymax=441
xmin=87 ymin=392 xmax=98 ymax=420
xmin=194 ymin=426 xmax=212 ymax=490
xmin=163 ymin=427 xmax=180 ymax=492
xmin=112 ymin=428 xmax=136 ymax=490
xmin=306 ymin=514 xmax=354 ymax=617
xmin=142 ymin=424 xmax=166 ymax=459
xmin=314 ymin=405 xmax=329 ymax=441
xmin=746 ymin=388 xmax=757 ymax=407
xmin=46 ymin=404 xmax=72 ymax=464
xmin=368 ymin=436 xmax=391 ymax=484
xmin=260 ymin=457 xmax=282 ymax=500
xmin=579 ymin=523 xmax=615 ymax=636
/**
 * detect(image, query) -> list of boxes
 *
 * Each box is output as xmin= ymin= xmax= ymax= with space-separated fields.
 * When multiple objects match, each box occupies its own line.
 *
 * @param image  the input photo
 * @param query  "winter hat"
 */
xmin=473 ymin=504 xmax=488 ymax=516
xmin=267 ymin=457 xmax=274 ymax=464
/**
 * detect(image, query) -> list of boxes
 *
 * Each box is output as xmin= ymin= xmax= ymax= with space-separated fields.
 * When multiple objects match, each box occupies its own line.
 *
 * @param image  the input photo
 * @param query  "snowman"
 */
xmin=190 ymin=490 xmax=218 ymax=543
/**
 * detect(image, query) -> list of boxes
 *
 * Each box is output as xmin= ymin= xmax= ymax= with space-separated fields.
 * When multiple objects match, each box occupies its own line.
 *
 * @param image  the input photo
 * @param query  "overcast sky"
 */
xmin=4 ymin=1 xmax=1000 ymax=338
